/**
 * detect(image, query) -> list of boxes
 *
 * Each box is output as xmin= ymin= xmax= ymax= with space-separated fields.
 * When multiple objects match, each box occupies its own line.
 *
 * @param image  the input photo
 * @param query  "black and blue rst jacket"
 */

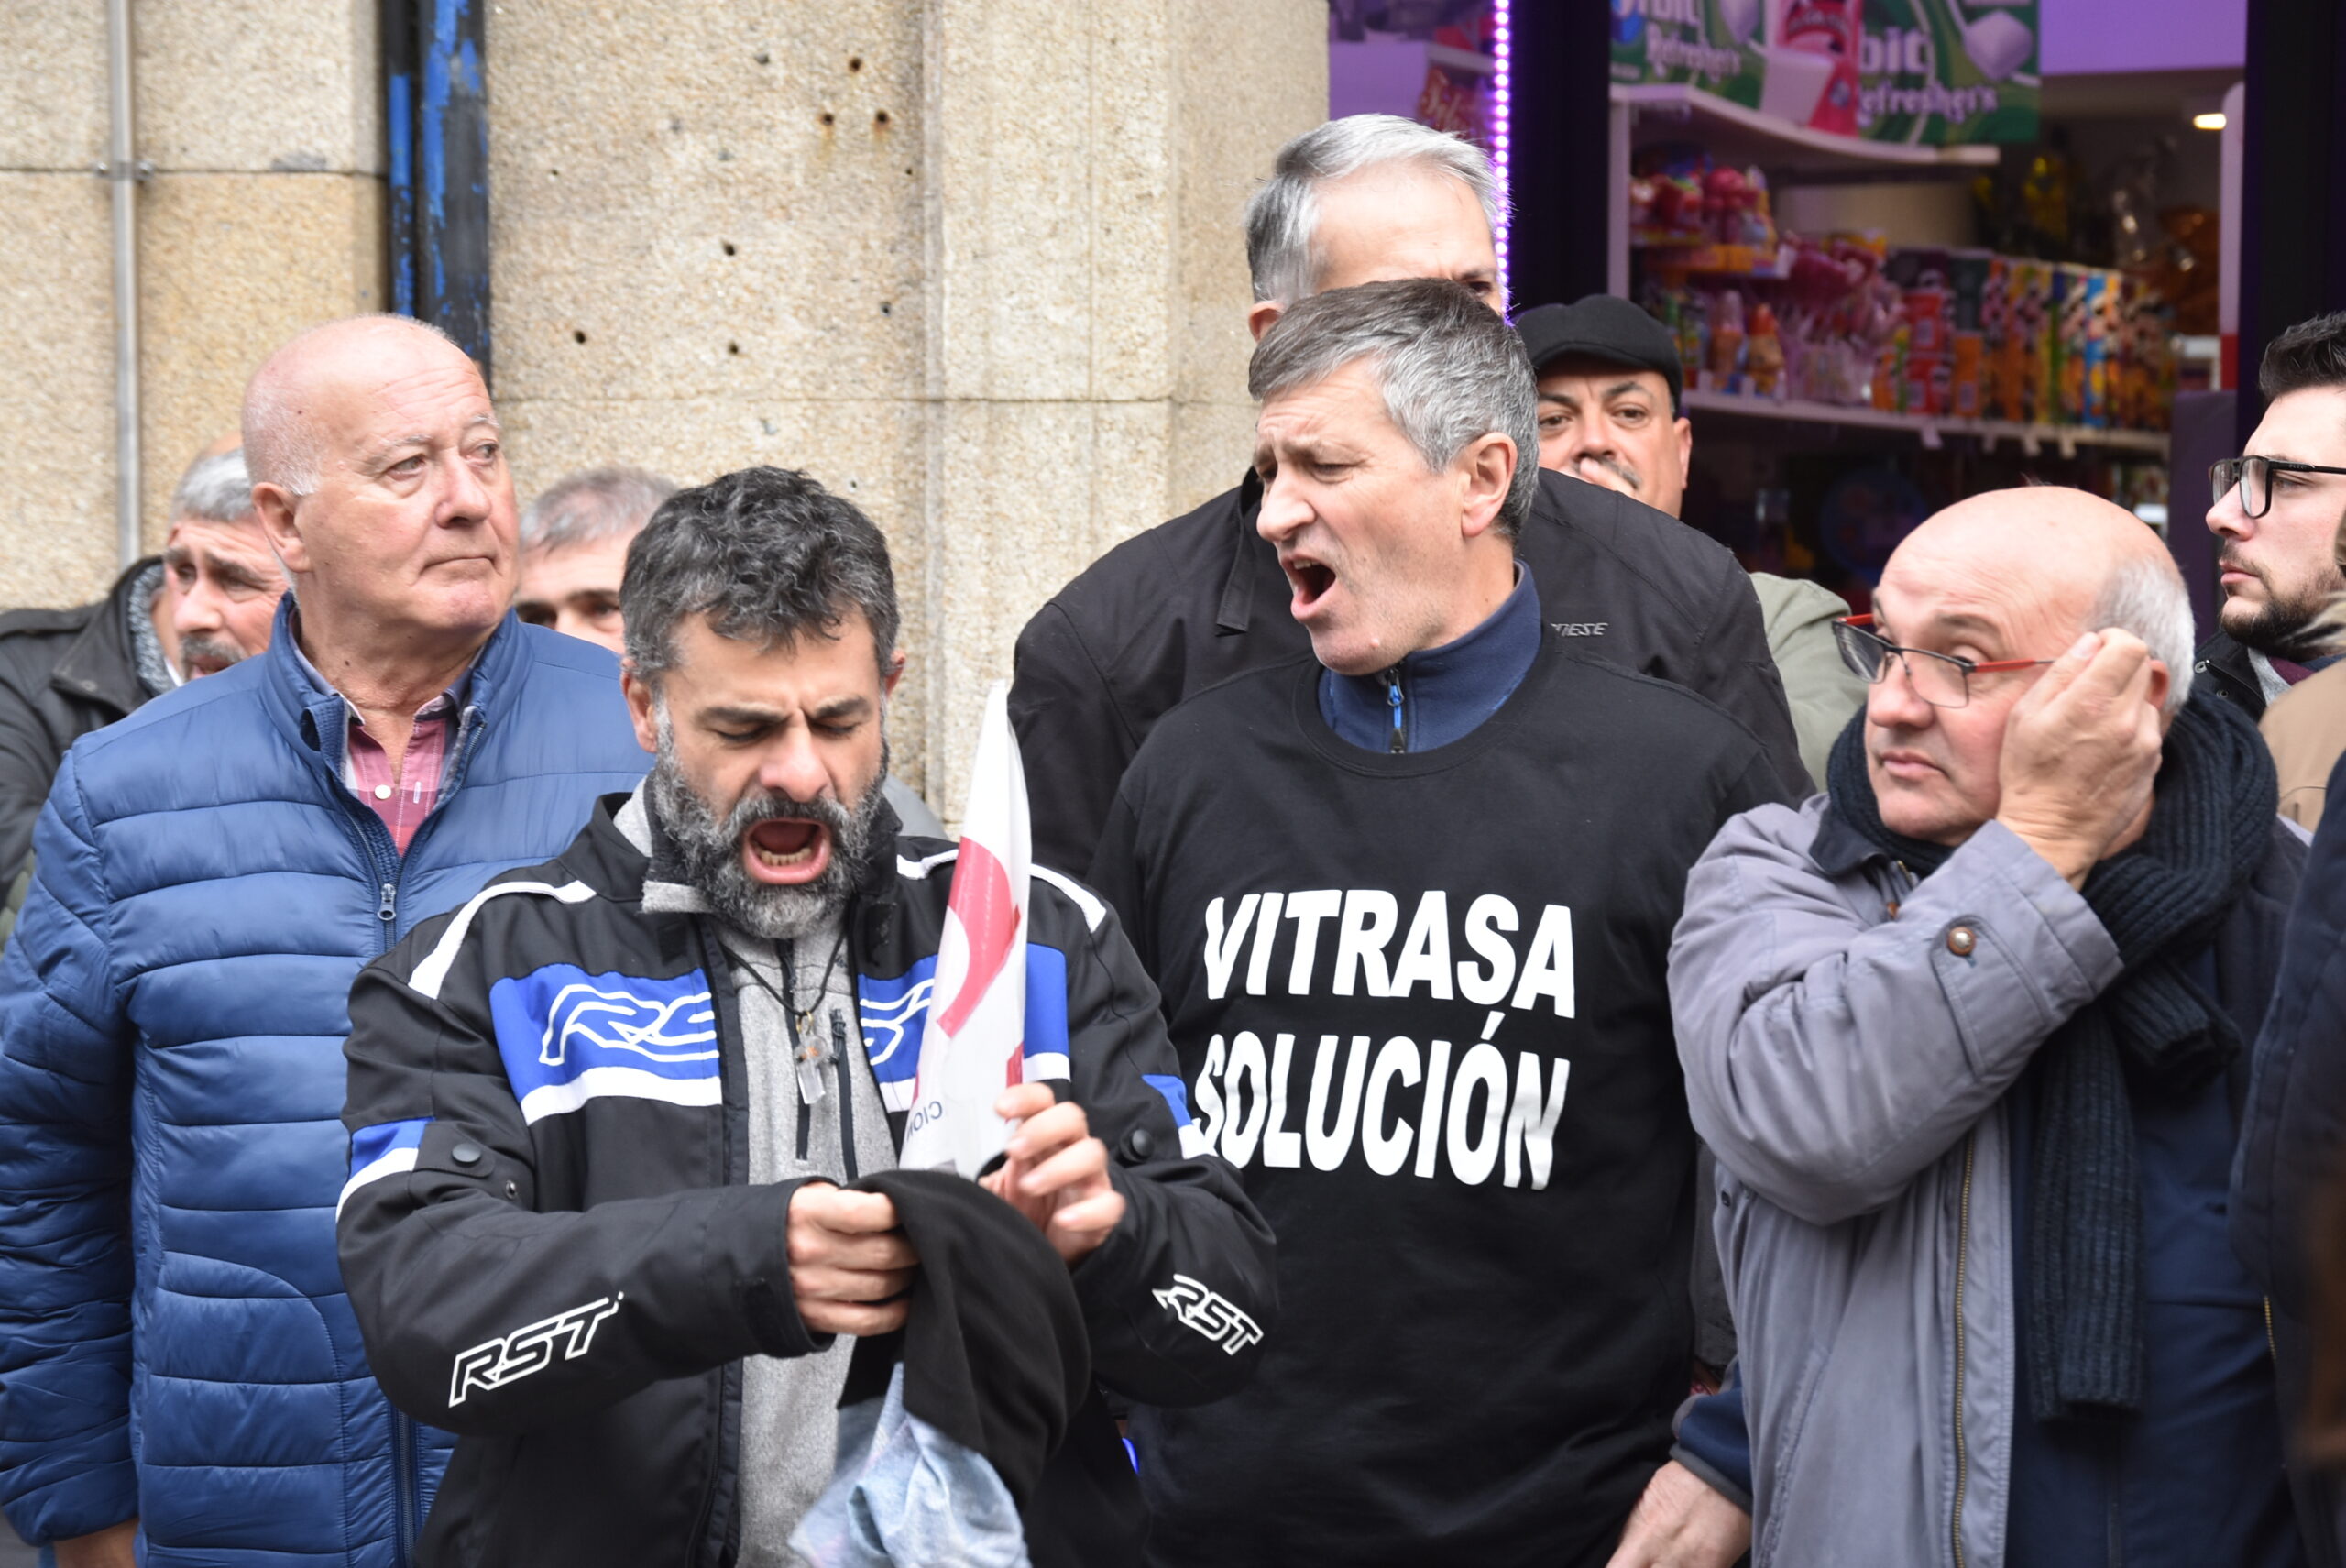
xmin=335 ymin=792 xmax=1276 ymax=1567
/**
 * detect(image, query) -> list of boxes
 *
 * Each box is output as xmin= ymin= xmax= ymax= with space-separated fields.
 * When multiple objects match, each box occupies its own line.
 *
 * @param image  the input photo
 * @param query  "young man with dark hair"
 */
xmin=336 ymin=466 xmax=1273 ymax=1567
xmin=1092 ymin=280 xmax=1780 ymax=1568
xmin=2200 ymin=310 xmax=2346 ymax=718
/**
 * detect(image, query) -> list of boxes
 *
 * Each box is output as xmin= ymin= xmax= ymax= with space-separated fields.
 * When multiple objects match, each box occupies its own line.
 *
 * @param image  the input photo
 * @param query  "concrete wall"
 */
xmin=0 ymin=0 xmax=385 ymax=603
xmin=489 ymin=0 xmax=1326 ymax=812
xmin=0 ymin=0 xmax=1326 ymax=818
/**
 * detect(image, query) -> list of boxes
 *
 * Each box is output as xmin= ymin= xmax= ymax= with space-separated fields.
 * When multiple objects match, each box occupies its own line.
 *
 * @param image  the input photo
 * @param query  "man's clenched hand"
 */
xmin=788 ymin=1183 xmax=916 ymax=1336
xmin=1606 ymin=1460 xmax=1752 ymax=1568
xmin=982 ymin=1083 xmax=1126 ymax=1265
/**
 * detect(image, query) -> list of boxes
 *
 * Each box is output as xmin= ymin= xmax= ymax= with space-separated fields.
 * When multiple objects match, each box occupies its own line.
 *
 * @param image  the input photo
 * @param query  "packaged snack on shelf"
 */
xmin=1872 ymin=320 xmax=1907 ymax=411
xmin=2053 ymin=265 xmax=2091 ymax=425
xmin=1710 ymin=289 xmax=1749 ymax=393
xmin=2016 ymin=261 xmax=2054 ymax=423
xmin=1748 ymin=302 xmax=1785 ymax=397
xmin=1951 ymin=331 xmax=1985 ymax=419
xmin=2079 ymin=270 xmax=2117 ymax=429
xmin=1631 ymin=215 xmax=2176 ymax=431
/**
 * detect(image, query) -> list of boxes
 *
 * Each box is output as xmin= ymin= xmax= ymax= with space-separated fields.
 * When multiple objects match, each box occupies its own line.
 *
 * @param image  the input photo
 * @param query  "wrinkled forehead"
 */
xmin=1255 ymin=359 xmax=1401 ymax=448
xmin=162 ymin=513 xmax=271 ymax=557
xmin=1875 ymin=532 xmax=2089 ymax=649
xmin=307 ymin=334 xmax=495 ymax=450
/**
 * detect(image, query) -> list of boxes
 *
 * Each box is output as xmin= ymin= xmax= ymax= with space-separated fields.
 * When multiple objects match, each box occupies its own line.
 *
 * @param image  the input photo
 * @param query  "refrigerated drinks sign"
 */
xmin=1609 ymin=0 xmax=2039 ymax=147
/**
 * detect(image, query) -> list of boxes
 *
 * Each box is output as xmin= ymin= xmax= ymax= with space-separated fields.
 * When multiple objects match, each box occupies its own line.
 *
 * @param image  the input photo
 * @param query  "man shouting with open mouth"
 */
xmin=336 ymin=465 xmax=1274 ymax=1568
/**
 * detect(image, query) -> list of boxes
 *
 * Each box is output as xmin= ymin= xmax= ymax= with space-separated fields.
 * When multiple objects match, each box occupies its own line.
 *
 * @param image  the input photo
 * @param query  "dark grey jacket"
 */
xmin=0 ymin=559 xmax=159 ymax=891
xmin=1673 ymin=795 xmax=2305 ymax=1567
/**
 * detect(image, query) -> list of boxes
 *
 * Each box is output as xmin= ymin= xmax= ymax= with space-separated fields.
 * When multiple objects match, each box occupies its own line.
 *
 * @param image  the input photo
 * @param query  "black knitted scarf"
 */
xmin=1825 ymin=688 xmax=2275 ymax=1423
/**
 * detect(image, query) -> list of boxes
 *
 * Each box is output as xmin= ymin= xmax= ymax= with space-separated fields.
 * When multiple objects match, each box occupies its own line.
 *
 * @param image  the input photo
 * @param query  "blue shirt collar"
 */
xmin=1318 ymin=564 xmax=1543 ymax=754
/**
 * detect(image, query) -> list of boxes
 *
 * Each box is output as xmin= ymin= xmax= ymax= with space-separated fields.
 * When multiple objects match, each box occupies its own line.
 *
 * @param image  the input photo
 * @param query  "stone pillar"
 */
xmin=914 ymin=0 xmax=1327 ymax=820
xmin=488 ymin=0 xmax=1326 ymax=817
xmin=0 ymin=0 xmax=385 ymax=606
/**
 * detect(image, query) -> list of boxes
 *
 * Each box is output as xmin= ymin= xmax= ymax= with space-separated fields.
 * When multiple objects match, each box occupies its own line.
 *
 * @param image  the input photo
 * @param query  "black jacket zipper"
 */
xmin=1384 ymin=666 xmax=1407 ymax=753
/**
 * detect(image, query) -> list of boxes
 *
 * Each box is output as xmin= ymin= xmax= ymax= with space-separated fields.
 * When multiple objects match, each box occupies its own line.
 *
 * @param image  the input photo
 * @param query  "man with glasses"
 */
xmin=1671 ymin=484 xmax=2315 ymax=1566
xmin=2199 ymin=312 xmax=2346 ymax=719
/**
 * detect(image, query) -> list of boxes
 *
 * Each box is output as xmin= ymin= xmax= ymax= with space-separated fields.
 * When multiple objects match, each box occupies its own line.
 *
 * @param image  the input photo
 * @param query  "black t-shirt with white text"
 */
xmin=1089 ymin=635 xmax=1783 ymax=1568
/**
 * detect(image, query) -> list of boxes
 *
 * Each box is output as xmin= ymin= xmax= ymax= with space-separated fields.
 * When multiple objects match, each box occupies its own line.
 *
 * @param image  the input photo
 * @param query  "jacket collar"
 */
xmin=1318 ymin=564 xmax=1542 ymax=753
xmin=1808 ymin=801 xmax=1888 ymax=878
xmin=1216 ymin=468 xmax=1267 ymax=634
xmin=49 ymin=556 xmax=163 ymax=718
xmin=2194 ymin=629 xmax=2267 ymax=715
xmin=259 ymin=596 xmax=521 ymax=765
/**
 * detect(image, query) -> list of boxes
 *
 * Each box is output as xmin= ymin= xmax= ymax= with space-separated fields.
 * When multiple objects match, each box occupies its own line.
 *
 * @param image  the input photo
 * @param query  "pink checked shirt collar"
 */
xmin=291 ymin=631 xmax=473 ymax=856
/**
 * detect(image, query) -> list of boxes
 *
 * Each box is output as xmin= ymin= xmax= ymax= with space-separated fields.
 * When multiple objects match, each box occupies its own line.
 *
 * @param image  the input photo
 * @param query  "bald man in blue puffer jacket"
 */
xmin=0 ymin=316 xmax=648 ymax=1567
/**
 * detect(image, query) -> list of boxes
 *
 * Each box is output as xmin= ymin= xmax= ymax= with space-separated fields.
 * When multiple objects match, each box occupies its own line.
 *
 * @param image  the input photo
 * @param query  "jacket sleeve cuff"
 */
xmin=1069 ymin=1161 xmax=1150 ymax=1308
xmin=1941 ymin=819 xmax=2125 ymax=996
xmin=740 ymin=1178 xmax=828 ymax=1359
xmin=1672 ymin=1376 xmax=1752 ymax=1513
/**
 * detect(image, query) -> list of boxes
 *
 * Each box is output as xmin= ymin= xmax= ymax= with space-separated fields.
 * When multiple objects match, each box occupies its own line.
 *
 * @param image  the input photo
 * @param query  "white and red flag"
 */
xmin=897 ymin=681 xmax=1031 ymax=1178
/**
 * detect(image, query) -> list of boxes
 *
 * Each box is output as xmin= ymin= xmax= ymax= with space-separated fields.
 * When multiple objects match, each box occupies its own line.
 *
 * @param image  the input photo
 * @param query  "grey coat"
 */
xmin=1671 ymin=798 xmax=2122 ymax=1568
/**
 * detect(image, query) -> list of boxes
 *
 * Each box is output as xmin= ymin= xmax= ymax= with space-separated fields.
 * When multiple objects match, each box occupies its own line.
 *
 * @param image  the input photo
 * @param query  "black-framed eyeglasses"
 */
xmin=2211 ymin=455 xmax=2346 ymax=520
xmin=1832 ymin=615 xmax=2055 ymax=710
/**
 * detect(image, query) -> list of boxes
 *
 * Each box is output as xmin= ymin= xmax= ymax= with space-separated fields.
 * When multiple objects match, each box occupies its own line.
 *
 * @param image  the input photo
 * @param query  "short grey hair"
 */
xmin=242 ymin=313 xmax=463 ymax=497
xmin=170 ymin=449 xmax=256 ymax=523
xmin=623 ymin=466 xmax=899 ymax=684
xmin=1244 ymin=115 xmax=1504 ymax=306
xmin=521 ymin=466 xmax=678 ymax=555
xmin=2089 ymin=555 xmax=2197 ymax=714
xmin=1248 ymin=277 xmax=1538 ymax=535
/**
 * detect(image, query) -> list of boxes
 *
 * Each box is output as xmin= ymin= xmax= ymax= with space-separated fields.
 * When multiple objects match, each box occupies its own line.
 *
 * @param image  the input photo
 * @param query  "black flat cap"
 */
xmin=1514 ymin=295 xmax=1683 ymax=409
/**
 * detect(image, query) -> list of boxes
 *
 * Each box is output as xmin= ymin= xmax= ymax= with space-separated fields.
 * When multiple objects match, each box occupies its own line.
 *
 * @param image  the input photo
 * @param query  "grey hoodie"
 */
xmin=1670 ymin=798 xmax=2122 ymax=1568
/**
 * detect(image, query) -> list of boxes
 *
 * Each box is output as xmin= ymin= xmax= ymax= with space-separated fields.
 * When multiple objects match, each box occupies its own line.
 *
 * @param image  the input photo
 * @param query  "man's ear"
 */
xmin=620 ymin=665 xmax=661 ymax=755
xmin=1673 ymin=414 xmax=1694 ymax=489
xmin=2147 ymin=660 xmax=2176 ymax=732
xmin=1247 ymin=300 xmax=1284 ymax=343
xmin=251 ymin=484 xmax=311 ymax=576
xmin=1456 ymin=432 xmax=1517 ymax=541
xmin=882 ymin=649 xmax=906 ymax=702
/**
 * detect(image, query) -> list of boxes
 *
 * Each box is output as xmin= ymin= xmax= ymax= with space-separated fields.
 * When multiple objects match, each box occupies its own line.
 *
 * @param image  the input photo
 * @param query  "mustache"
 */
xmin=711 ymin=784 xmax=855 ymax=840
xmin=1575 ymin=453 xmax=1643 ymax=490
xmin=177 ymin=636 xmax=247 ymax=672
xmin=2217 ymin=549 xmax=2266 ymax=582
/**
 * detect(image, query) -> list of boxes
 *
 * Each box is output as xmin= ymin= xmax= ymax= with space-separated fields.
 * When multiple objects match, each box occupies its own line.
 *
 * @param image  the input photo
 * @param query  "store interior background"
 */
xmin=1329 ymin=0 xmax=2289 ymax=638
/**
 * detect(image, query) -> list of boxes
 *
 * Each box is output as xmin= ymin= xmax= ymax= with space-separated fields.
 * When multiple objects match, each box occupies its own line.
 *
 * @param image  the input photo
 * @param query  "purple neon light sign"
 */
xmin=1491 ymin=0 xmax=1512 ymax=303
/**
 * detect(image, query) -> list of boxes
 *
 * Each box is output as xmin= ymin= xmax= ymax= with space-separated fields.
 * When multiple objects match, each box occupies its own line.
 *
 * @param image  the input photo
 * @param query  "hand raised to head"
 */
xmin=1994 ymin=629 xmax=2165 ymax=887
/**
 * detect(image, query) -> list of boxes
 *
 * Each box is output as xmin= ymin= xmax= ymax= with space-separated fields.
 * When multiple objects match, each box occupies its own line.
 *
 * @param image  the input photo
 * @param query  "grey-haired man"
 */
xmin=0 ymin=443 xmax=282 ymax=923
xmin=1008 ymin=114 xmax=1805 ymax=881
xmin=1089 ymin=279 xmax=1783 ymax=1568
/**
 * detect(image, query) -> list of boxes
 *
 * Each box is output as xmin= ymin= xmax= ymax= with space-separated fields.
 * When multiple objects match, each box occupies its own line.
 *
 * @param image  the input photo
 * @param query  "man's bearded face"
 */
xmin=650 ymin=712 xmax=889 ymax=940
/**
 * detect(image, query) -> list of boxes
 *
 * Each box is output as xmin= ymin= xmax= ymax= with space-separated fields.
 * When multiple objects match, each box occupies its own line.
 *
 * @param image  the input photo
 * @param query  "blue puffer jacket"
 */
xmin=0 ymin=605 xmax=648 ymax=1563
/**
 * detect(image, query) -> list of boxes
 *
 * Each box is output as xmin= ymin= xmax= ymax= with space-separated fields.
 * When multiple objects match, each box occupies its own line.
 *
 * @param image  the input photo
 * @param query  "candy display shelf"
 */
xmin=1614 ymin=82 xmax=2002 ymax=173
xmin=1682 ymin=388 xmax=2172 ymax=455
